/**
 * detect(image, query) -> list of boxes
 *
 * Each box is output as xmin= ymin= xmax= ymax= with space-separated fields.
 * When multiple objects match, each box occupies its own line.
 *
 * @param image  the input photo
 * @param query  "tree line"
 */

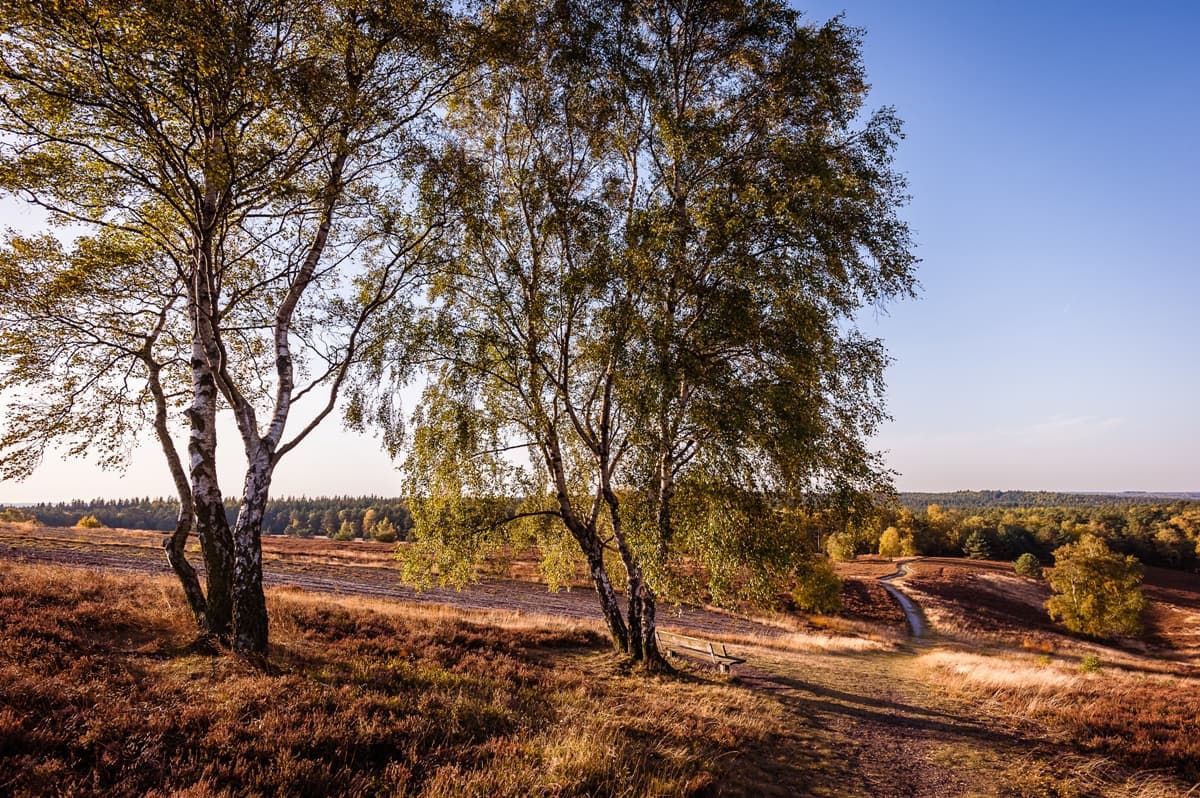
xmin=0 ymin=0 xmax=915 ymax=665
xmin=897 ymin=490 xmax=1200 ymax=511
xmin=3 ymin=496 xmax=413 ymax=540
xmin=827 ymin=497 xmax=1200 ymax=572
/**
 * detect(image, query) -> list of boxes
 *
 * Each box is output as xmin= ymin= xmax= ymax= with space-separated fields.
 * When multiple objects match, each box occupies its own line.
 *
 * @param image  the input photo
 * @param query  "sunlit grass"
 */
xmin=917 ymin=646 xmax=1200 ymax=785
xmin=0 ymin=560 xmax=794 ymax=797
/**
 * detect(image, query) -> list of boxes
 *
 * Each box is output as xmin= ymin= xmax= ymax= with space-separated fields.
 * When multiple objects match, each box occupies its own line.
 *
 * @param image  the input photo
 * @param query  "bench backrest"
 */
xmin=656 ymin=630 xmax=730 ymax=659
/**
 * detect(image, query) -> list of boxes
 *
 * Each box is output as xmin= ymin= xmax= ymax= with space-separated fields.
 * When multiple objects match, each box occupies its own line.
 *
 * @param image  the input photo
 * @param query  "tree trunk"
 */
xmin=635 ymin=582 xmax=668 ymax=672
xmin=626 ymin=587 xmax=644 ymax=661
xmin=577 ymin=530 xmax=629 ymax=654
xmin=188 ymin=345 xmax=235 ymax=638
xmin=146 ymin=354 xmax=208 ymax=628
xmin=231 ymin=443 xmax=272 ymax=656
xmin=163 ymin=509 xmax=208 ymax=628
xmin=602 ymin=487 xmax=669 ymax=670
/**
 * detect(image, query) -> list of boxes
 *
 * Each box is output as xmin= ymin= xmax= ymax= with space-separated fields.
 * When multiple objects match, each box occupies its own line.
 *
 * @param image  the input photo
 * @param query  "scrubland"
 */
xmin=0 ymin=561 xmax=795 ymax=797
xmin=3 ymin=526 xmax=1200 ymax=797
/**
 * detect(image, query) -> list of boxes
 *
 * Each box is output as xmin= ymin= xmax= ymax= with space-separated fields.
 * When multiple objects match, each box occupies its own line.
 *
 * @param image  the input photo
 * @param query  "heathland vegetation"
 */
xmin=3 ymin=526 xmax=1199 ymax=796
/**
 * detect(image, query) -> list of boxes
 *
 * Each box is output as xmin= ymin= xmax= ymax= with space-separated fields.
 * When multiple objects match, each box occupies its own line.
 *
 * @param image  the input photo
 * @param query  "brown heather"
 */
xmin=0 ymin=561 xmax=785 ymax=797
xmin=922 ymin=648 xmax=1200 ymax=785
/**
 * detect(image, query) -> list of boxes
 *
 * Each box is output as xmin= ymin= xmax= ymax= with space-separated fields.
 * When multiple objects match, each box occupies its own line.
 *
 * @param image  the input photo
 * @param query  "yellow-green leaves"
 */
xmin=1046 ymin=534 xmax=1147 ymax=638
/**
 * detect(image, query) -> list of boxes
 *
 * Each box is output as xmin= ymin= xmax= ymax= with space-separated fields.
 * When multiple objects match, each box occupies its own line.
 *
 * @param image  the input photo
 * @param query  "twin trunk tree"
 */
xmin=0 ymin=0 xmax=459 ymax=654
xmin=398 ymin=0 xmax=914 ymax=668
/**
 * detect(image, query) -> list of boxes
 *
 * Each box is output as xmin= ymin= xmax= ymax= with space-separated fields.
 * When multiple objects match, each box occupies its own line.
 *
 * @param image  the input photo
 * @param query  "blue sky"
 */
xmin=802 ymin=0 xmax=1200 ymax=491
xmin=2 ymin=0 xmax=1197 ymax=501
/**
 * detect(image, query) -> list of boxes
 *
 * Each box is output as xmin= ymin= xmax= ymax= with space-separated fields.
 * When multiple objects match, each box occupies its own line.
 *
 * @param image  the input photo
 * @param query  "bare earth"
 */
xmin=2 ymin=523 xmax=1197 ymax=797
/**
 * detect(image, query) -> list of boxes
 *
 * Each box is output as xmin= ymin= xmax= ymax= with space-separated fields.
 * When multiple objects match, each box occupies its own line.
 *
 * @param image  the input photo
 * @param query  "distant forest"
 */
xmin=3 ymin=491 xmax=1198 ymax=572
xmin=897 ymin=490 xmax=1200 ymax=510
xmin=876 ymin=493 xmax=1200 ymax=572
xmin=4 ymin=497 xmax=413 ymax=541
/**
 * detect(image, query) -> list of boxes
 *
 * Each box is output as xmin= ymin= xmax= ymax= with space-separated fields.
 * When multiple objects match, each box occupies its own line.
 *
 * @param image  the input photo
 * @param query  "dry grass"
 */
xmin=918 ymin=647 xmax=1200 ymax=787
xmin=1003 ymin=754 xmax=1200 ymax=798
xmin=0 ymin=560 xmax=793 ymax=798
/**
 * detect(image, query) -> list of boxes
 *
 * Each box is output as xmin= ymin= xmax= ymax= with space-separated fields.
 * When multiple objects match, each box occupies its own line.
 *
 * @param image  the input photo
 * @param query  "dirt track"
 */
xmin=0 ymin=523 xmax=788 ymax=640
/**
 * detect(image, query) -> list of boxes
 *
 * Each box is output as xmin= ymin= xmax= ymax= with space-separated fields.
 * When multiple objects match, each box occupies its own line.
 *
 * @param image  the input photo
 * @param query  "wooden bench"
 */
xmin=655 ymin=630 xmax=745 ymax=674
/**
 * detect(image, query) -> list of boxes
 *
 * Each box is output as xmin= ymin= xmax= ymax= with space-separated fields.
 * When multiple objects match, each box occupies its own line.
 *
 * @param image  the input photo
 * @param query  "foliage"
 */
xmin=825 ymin=531 xmax=858 ymax=562
xmin=370 ymin=517 xmax=398 ymax=543
xmin=899 ymin=490 xmax=1200 ymax=510
xmin=877 ymin=526 xmax=905 ymax=558
xmin=666 ymin=487 xmax=831 ymax=609
xmin=1046 ymin=535 xmax=1146 ymax=638
xmin=361 ymin=509 xmax=380 ymax=538
xmin=333 ymin=521 xmax=358 ymax=542
xmin=22 ymin=496 xmax=413 ymax=538
xmin=1078 ymin=654 xmax=1102 ymax=673
xmin=963 ymin=531 xmax=993 ymax=560
xmin=791 ymin=557 xmax=844 ymax=614
xmin=1014 ymin=553 xmax=1043 ymax=579
xmin=75 ymin=514 xmax=104 ymax=529
xmin=875 ymin=497 xmax=1200 ymax=572
xmin=0 ymin=506 xmax=34 ymax=523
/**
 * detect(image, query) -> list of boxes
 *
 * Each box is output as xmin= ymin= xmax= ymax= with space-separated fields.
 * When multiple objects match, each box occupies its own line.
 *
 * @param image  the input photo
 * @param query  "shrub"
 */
xmin=1046 ymin=534 xmax=1146 ymax=638
xmin=791 ymin=557 xmax=843 ymax=613
xmin=0 ymin=506 xmax=34 ymax=523
xmin=1014 ymin=552 xmax=1043 ymax=579
xmin=825 ymin=531 xmax=857 ymax=562
xmin=76 ymin=514 xmax=104 ymax=529
xmin=371 ymin=517 xmax=398 ymax=543
xmin=1079 ymin=654 xmax=1102 ymax=673
xmin=332 ymin=520 xmax=357 ymax=541
xmin=962 ymin=530 xmax=992 ymax=560
xmin=877 ymin=526 xmax=904 ymax=558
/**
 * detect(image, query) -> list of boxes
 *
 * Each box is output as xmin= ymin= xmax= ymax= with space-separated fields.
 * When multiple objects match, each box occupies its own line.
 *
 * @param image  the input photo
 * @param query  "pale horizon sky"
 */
xmin=2 ymin=0 xmax=1198 ymax=503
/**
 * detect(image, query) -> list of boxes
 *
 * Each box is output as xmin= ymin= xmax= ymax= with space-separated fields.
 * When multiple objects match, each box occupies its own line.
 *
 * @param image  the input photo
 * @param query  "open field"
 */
xmin=2 ymin=524 xmax=1199 ymax=796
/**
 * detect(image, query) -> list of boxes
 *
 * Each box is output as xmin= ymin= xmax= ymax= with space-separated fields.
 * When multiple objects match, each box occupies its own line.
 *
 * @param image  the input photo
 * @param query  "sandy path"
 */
xmin=0 ymin=524 xmax=787 ymax=640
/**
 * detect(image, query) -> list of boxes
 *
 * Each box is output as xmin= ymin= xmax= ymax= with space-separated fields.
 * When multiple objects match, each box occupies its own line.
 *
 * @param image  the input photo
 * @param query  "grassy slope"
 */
xmin=3 ymin=530 xmax=1200 ymax=797
xmin=0 ymin=561 xmax=811 ymax=798
xmin=896 ymin=558 xmax=1200 ymax=792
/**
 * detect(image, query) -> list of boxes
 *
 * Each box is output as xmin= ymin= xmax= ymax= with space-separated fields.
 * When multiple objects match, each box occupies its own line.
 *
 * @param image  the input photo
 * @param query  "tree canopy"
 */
xmin=0 ymin=0 xmax=461 ymax=653
xmin=1046 ymin=534 xmax=1146 ymax=639
xmin=392 ymin=0 xmax=915 ymax=667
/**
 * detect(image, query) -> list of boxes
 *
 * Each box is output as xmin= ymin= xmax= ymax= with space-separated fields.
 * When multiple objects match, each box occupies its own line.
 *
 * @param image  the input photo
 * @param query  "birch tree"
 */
xmin=0 ymin=0 xmax=460 ymax=655
xmin=606 ymin=0 xmax=915 ymax=623
xmin=398 ymin=0 xmax=637 ymax=653
xmin=399 ymin=0 xmax=915 ymax=669
xmin=0 ymin=231 xmax=216 ymax=627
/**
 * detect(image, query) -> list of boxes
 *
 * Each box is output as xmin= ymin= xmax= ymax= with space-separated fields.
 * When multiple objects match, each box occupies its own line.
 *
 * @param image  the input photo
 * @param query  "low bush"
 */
xmin=792 ymin=556 xmax=843 ymax=613
xmin=1013 ymin=553 xmax=1042 ymax=579
xmin=332 ymin=520 xmax=357 ymax=541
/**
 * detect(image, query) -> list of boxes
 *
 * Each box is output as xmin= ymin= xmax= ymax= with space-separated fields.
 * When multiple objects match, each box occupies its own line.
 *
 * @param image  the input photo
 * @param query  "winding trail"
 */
xmin=878 ymin=559 xmax=931 ymax=638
